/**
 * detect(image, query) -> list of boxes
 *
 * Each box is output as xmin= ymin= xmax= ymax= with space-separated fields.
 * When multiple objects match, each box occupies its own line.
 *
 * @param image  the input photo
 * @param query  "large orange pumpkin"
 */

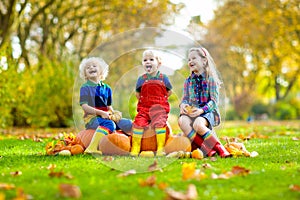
xmin=139 ymin=125 xmax=171 ymax=152
xmin=77 ymin=129 xmax=130 ymax=155
xmin=164 ymin=135 xmax=191 ymax=154
xmin=76 ymin=129 xmax=95 ymax=149
xmin=99 ymin=133 xmax=130 ymax=155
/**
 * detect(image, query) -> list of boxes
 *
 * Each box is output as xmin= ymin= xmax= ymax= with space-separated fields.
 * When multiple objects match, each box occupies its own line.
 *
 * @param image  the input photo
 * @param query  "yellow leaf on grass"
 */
xmin=182 ymin=162 xmax=196 ymax=180
xmin=0 ymin=183 xmax=15 ymax=190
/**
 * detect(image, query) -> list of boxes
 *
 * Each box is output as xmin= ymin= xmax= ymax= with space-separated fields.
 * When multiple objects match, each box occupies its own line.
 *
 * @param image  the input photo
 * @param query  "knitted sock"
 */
xmin=202 ymin=130 xmax=212 ymax=140
xmin=130 ymin=128 xmax=143 ymax=156
xmin=84 ymin=126 xmax=110 ymax=154
xmin=156 ymin=127 xmax=166 ymax=156
xmin=187 ymin=129 xmax=196 ymax=141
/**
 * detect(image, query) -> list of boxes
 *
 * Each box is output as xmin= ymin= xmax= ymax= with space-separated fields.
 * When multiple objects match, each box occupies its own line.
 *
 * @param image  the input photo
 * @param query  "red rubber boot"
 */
xmin=200 ymin=133 xmax=231 ymax=158
xmin=192 ymin=134 xmax=217 ymax=157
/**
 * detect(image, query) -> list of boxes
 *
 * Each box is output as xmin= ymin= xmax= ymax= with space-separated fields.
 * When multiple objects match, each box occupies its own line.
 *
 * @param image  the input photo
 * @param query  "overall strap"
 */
xmin=159 ymin=73 xmax=164 ymax=80
xmin=142 ymin=74 xmax=148 ymax=80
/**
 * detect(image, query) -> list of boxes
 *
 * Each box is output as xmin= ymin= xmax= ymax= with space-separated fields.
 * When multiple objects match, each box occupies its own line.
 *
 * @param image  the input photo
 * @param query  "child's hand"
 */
xmin=188 ymin=108 xmax=204 ymax=118
xmin=100 ymin=111 xmax=111 ymax=119
xmin=180 ymin=103 xmax=189 ymax=114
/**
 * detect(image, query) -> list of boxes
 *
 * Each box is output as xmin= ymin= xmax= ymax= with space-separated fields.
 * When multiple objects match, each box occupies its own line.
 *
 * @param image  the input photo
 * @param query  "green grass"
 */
xmin=0 ymin=121 xmax=300 ymax=199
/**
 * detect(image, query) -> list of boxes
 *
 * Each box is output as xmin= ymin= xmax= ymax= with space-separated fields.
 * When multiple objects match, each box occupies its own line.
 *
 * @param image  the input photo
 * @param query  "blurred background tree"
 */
xmin=190 ymin=0 xmax=300 ymax=120
xmin=0 ymin=0 xmax=299 ymax=128
xmin=0 ymin=0 xmax=183 ymax=127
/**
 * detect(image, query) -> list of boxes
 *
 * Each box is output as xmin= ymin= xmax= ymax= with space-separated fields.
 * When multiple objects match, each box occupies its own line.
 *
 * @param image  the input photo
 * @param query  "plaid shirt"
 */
xmin=181 ymin=72 xmax=219 ymax=113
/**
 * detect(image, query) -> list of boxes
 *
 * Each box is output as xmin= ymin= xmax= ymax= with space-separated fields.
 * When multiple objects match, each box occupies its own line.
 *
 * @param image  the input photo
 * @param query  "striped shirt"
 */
xmin=79 ymin=80 xmax=112 ymax=116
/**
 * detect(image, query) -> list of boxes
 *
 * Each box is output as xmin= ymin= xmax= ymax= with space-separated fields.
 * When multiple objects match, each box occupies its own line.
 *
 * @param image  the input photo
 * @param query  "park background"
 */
xmin=0 ymin=1 xmax=300 ymax=200
xmin=0 ymin=0 xmax=299 ymax=128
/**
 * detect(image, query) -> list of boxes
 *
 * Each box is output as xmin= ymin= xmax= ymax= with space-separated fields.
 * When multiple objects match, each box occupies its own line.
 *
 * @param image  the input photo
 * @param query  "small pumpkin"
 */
xmin=70 ymin=144 xmax=85 ymax=155
xmin=191 ymin=148 xmax=204 ymax=159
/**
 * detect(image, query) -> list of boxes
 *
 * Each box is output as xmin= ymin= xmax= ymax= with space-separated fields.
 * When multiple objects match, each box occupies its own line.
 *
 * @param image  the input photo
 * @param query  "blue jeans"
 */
xmin=86 ymin=117 xmax=116 ymax=132
xmin=86 ymin=117 xmax=132 ymax=134
xmin=116 ymin=118 xmax=132 ymax=134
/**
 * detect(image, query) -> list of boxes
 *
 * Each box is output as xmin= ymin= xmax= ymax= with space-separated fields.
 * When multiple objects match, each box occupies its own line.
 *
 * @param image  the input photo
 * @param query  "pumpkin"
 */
xmin=191 ymin=148 xmax=204 ymax=159
xmin=164 ymin=135 xmax=191 ymax=154
xmin=76 ymin=129 xmax=95 ymax=149
xmin=99 ymin=133 xmax=130 ymax=155
xmin=139 ymin=124 xmax=171 ymax=152
xmin=70 ymin=144 xmax=85 ymax=155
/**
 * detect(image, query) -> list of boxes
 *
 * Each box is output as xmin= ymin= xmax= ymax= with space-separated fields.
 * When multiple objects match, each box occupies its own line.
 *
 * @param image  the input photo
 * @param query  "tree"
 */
xmin=197 ymin=0 xmax=300 ymax=117
xmin=0 ymin=0 xmax=183 ymax=127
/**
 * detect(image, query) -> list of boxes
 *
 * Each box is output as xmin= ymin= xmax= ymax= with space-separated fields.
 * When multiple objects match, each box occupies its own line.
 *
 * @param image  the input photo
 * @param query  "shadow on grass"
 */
xmin=1 ymin=152 xmax=178 ymax=173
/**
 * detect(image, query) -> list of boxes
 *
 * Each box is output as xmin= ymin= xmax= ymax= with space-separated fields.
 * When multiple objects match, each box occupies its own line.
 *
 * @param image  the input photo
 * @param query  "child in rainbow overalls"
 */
xmin=131 ymin=50 xmax=172 ymax=156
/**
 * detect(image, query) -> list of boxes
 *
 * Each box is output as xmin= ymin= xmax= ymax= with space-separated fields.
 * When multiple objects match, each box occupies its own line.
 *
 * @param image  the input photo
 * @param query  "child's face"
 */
xmin=188 ymin=51 xmax=207 ymax=75
xmin=142 ymin=54 xmax=160 ymax=76
xmin=84 ymin=63 xmax=100 ymax=81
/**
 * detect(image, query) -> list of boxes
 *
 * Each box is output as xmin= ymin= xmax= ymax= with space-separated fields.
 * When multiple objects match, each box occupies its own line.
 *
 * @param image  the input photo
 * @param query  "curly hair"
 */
xmin=79 ymin=57 xmax=109 ymax=81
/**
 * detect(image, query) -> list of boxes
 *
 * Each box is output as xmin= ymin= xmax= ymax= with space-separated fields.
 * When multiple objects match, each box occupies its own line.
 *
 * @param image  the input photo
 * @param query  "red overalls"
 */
xmin=134 ymin=74 xmax=170 ymax=129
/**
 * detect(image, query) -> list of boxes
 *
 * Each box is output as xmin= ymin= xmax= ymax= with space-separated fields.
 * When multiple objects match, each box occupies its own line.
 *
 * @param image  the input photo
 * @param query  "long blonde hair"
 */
xmin=189 ymin=47 xmax=222 ymax=87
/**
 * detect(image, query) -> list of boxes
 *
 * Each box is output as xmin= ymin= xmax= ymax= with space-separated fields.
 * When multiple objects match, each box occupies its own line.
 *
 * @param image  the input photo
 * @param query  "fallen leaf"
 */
xmin=186 ymin=184 xmax=198 ymax=200
xmin=0 ymin=192 xmax=4 ymax=200
xmin=139 ymin=175 xmax=156 ymax=187
xmin=218 ymin=171 xmax=233 ymax=179
xmin=14 ymin=187 xmax=33 ymax=200
xmin=165 ymin=188 xmax=186 ymax=200
xmin=231 ymin=166 xmax=250 ymax=176
xmin=210 ymin=157 xmax=217 ymax=162
xmin=182 ymin=162 xmax=196 ymax=180
xmin=64 ymin=173 xmax=74 ymax=180
xmin=158 ymin=182 xmax=169 ymax=190
xmin=0 ymin=183 xmax=15 ymax=190
xmin=148 ymin=160 xmax=161 ymax=172
xmin=46 ymin=164 xmax=56 ymax=171
xmin=58 ymin=184 xmax=81 ymax=199
xmin=102 ymin=156 xmax=114 ymax=162
xmin=289 ymin=184 xmax=300 ymax=192
xmin=211 ymin=173 xmax=219 ymax=179
xmin=165 ymin=184 xmax=198 ymax=200
xmin=10 ymin=171 xmax=22 ymax=177
xmin=49 ymin=171 xmax=65 ymax=178
xmin=117 ymin=169 xmax=136 ymax=177
xmin=33 ymin=137 xmax=43 ymax=142
xmin=202 ymin=163 xmax=212 ymax=169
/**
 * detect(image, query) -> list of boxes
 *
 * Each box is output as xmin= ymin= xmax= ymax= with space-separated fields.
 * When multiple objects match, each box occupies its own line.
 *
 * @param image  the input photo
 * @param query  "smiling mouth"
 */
xmin=89 ymin=70 xmax=97 ymax=74
xmin=146 ymin=65 xmax=152 ymax=70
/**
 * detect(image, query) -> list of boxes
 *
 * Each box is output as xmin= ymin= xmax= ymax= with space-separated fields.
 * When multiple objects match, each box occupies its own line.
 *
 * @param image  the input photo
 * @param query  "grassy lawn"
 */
xmin=0 ymin=121 xmax=299 ymax=199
